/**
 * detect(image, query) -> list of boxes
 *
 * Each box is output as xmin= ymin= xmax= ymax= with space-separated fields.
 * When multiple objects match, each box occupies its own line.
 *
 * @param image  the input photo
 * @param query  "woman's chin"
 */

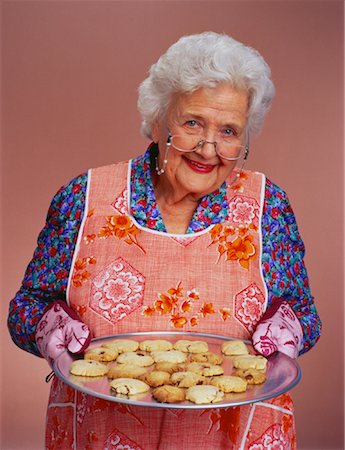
xmin=181 ymin=181 xmax=219 ymax=199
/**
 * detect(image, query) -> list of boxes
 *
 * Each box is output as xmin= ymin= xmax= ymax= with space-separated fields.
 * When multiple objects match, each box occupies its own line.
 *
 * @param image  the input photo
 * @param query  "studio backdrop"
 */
xmin=2 ymin=2 xmax=343 ymax=449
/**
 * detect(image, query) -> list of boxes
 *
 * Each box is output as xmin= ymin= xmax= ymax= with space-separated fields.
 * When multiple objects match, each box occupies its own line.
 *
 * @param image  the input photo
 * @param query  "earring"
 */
xmin=155 ymin=157 xmax=168 ymax=175
xmin=155 ymin=142 xmax=170 ymax=176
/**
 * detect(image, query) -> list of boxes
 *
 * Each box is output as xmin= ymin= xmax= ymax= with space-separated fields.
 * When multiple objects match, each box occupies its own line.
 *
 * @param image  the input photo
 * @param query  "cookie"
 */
xmin=190 ymin=351 xmax=223 ymax=365
xmin=186 ymin=385 xmax=224 ymax=404
xmin=139 ymin=371 xmax=171 ymax=388
xmin=110 ymin=378 xmax=150 ymax=396
xmin=221 ymin=340 xmax=249 ymax=356
xmin=174 ymin=340 xmax=209 ymax=354
xmin=154 ymin=362 xmax=186 ymax=374
xmin=139 ymin=339 xmax=173 ymax=352
xmin=116 ymin=351 xmax=154 ymax=367
xmin=151 ymin=350 xmax=187 ymax=364
xmin=234 ymin=368 xmax=266 ymax=385
xmin=187 ymin=362 xmax=224 ymax=377
xmin=102 ymin=339 xmax=139 ymax=353
xmin=209 ymin=375 xmax=247 ymax=393
xmin=107 ymin=364 xmax=148 ymax=380
xmin=152 ymin=385 xmax=186 ymax=403
xmin=232 ymin=355 xmax=267 ymax=370
xmin=84 ymin=347 xmax=118 ymax=362
xmin=69 ymin=374 xmax=104 ymax=385
xmin=70 ymin=360 xmax=108 ymax=377
xmin=170 ymin=371 xmax=204 ymax=388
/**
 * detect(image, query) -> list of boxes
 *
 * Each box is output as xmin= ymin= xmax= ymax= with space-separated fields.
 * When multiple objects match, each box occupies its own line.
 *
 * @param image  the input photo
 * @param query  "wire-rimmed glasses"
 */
xmin=167 ymin=132 xmax=249 ymax=161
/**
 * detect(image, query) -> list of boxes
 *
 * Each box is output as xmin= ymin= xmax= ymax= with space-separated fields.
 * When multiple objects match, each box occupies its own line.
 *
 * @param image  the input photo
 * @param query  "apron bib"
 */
xmin=46 ymin=162 xmax=296 ymax=449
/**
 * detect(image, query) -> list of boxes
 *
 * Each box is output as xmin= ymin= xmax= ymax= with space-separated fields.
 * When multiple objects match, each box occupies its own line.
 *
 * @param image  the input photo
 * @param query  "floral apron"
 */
xmin=46 ymin=161 xmax=296 ymax=449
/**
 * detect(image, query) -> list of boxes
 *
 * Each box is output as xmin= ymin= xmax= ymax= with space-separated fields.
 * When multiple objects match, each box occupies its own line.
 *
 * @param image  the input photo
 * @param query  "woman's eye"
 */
xmin=223 ymin=128 xmax=235 ymax=136
xmin=185 ymin=120 xmax=198 ymax=127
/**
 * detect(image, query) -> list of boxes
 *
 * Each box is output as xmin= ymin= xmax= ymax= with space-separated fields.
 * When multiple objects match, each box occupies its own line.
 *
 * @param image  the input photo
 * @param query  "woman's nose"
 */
xmin=194 ymin=140 xmax=218 ymax=159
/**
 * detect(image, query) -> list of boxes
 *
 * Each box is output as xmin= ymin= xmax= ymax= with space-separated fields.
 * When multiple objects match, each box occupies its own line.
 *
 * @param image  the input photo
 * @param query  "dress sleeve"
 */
xmin=7 ymin=173 xmax=88 ymax=356
xmin=261 ymin=178 xmax=322 ymax=355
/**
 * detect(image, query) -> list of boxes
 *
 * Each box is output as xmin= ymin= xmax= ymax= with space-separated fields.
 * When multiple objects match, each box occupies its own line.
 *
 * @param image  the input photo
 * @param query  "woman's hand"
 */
xmin=252 ymin=300 xmax=303 ymax=359
xmin=35 ymin=300 xmax=91 ymax=368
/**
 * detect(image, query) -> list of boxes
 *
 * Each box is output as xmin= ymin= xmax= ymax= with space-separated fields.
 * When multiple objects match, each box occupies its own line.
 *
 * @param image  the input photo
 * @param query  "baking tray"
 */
xmin=54 ymin=331 xmax=301 ymax=409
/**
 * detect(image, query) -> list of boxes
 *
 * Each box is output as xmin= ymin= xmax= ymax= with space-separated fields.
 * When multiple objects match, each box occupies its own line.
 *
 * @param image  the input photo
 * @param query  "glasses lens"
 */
xmin=217 ymin=144 xmax=244 ymax=160
xmin=171 ymin=135 xmax=199 ymax=152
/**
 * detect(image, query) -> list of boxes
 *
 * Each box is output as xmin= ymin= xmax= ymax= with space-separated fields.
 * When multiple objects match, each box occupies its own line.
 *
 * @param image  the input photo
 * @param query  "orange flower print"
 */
xmin=71 ymin=275 xmax=82 ymax=288
xmin=74 ymin=258 xmax=87 ymax=271
xmin=181 ymin=299 xmax=192 ymax=313
xmin=142 ymin=283 xmax=229 ymax=329
xmin=231 ymin=183 xmax=244 ymax=193
xmin=87 ymin=209 xmax=94 ymax=218
xmin=75 ymin=305 xmax=87 ymax=317
xmin=237 ymin=225 xmax=248 ymax=237
xmin=223 ymin=226 xmax=235 ymax=236
xmin=226 ymin=235 xmax=256 ymax=269
xmin=238 ymin=171 xmax=248 ymax=181
xmin=282 ymin=414 xmax=294 ymax=434
xmin=142 ymin=305 xmax=155 ymax=317
xmin=190 ymin=316 xmax=199 ymax=327
xmin=170 ymin=313 xmax=188 ymax=328
xmin=98 ymin=215 xmax=145 ymax=253
xmin=187 ymin=288 xmax=200 ymax=301
xmin=155 ymin=300 xmax=171 ymax=315
xmin=155 ymin=292 xmax=178 ymax=314
xmin=271 ymin=392 xmax=294 ymax=411
xmin=72 ymin=257 xmax=96 ymax=287
xmin=217 ymin=244 xmax=226 ymax=259
xmin=168 ymin=282 xmax=183 ymax=297
xmin=84 ymin=234 xmax=96 ymax=244
xmin=209 ymin=225 xmax=234 ymax=245
xmin=230 ymin=172 xmax=248 ymax=194
xmin=81 ymin=271 xmax=91 ymax=282
xmin=200 ymin=302 xmax=215 ymax=317
xmin=208 ymin=205 xmax=258 ymax=268
xmin=112 ymin=216 xmax=134 ymax=238
xmin=209 ymin=223 xmax=223 ymax=242
xmin=219 ymin=308 xmax=231 ymax=321
xmin=204 ymin=407 xmax=240 ymax=445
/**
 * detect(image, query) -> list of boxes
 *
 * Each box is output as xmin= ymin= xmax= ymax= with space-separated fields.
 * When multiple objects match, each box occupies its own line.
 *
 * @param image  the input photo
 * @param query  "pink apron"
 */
xmin=46 ymin=161 xmax=296 ymax=449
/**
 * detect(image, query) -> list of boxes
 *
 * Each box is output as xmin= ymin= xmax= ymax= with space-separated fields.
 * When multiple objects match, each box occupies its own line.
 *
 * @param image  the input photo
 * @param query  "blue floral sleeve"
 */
xmin=7 ymin=173 xmax=88 ymax=356
xmin=262 ymin=179 xmax=321 ymax=355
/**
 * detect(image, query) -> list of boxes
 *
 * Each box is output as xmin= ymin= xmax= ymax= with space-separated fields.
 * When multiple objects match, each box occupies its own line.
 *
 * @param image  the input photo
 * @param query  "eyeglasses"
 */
xmin=167 ymin=132 xmax=249 ymax=161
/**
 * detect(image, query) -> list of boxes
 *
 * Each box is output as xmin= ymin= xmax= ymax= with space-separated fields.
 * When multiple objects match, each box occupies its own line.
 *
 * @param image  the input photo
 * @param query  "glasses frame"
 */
xmin=167 ymin=130 xmax=249 ymax=161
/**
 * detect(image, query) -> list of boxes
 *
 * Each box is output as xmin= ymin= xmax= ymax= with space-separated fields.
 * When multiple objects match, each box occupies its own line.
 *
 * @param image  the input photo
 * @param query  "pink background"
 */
xmin=1 ymin=1 xmax=343 ymax=449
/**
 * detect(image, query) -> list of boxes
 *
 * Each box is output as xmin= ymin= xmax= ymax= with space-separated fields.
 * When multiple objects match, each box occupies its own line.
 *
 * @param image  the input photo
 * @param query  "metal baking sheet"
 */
xmin=54 ymin=331 xmax=301 ymax=409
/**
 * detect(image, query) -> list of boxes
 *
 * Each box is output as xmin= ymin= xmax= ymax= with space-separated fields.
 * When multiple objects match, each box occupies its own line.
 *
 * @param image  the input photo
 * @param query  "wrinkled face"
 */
xmin=152 ymin=83 xmax=249 ymax=200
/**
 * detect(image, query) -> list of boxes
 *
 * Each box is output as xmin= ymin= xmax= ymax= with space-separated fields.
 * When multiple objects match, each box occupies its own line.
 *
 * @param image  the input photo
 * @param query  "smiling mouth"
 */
xmin=185 ymin=157 xmax=215 ymax=173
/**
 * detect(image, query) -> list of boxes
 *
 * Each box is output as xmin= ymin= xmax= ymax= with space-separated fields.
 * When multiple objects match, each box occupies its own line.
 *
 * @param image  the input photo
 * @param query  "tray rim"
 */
xmin=54 ymin=331 xmax=302 ymax=410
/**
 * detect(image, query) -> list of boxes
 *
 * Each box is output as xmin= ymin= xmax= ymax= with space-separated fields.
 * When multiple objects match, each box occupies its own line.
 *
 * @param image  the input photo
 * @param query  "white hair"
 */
xmin=138 ymin=31 xmax=275 ymax=139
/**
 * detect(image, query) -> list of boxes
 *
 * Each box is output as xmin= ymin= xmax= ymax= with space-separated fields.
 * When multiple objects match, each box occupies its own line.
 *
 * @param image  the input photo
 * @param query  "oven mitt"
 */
xmin=35 ymin=300 xmax=91 ymax=368
xmin=252 ymin=300 xmax=303 ymax=359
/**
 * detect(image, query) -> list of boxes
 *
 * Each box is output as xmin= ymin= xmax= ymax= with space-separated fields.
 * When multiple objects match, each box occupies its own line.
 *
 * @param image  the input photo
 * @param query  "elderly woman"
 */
xmin=8 ymin=32 xmax=321 ymax=449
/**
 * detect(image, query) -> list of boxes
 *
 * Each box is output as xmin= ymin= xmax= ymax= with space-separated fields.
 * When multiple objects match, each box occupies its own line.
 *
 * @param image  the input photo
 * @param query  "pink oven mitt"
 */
xmin=35 ymin=300 xmax=91 ymax=368
xmin=252 ymin=300 xmax=303 ymax=359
